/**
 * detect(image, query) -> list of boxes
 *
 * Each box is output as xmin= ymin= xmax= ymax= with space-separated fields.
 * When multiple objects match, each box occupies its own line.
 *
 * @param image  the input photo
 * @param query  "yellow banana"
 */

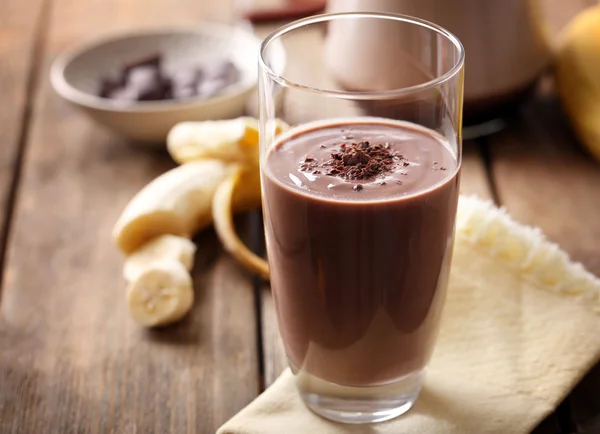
xmin=126 ymin=260 xmax=194 ymax=327
xmin=555 ymin=5 xmax=600 ymax=162
xmin=212 ymin=166 xmax=270 ymax=280
xmin=167 ymin=117 xmax=289 ymax=165
xmin=113 ymin=160 xmax=230 ymax=255
xmin=167 ymin=117 xmax=260 ymax=165
xmin=115 ymin=116 xmax=287 ymax=327
xmin=124 ymin=234 xmax=196 ymax=282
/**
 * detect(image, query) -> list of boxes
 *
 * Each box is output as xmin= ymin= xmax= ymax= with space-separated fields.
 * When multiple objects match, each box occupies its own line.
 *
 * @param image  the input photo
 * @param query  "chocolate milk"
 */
xmin=262 ymin=118 xmax=460 ymax=386
xmin=326 ymin=0 xmax=551 ymax=124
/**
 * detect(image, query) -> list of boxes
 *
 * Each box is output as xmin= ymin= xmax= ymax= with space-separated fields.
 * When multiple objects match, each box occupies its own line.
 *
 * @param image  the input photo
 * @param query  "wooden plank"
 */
xmin=0 ymin=0 xmax=258 ymax=433
xmin=0 ymin=0 xmax=46 ymax=271
xmin=461 ymin=143 xmax=494 ymax=200
xmin=489 ymin=82 xmax=600 ymax=433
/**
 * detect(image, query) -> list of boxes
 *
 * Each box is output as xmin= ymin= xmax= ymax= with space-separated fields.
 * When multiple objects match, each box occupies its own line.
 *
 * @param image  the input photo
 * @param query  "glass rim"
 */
xmin=259 ymin=12 xmax=465 ymax=101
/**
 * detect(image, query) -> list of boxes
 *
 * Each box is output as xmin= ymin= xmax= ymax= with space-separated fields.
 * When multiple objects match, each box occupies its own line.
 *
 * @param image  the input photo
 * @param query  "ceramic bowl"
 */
xmin=50 ymin=25 xmax=285 ymax=145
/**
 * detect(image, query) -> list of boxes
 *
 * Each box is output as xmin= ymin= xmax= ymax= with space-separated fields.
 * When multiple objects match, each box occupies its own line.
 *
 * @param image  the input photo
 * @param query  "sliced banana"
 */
xmin=126 ymin=260 xmax=194 ymax=327
xmin=212 ymin=165 xmax=270 ymax=279
xmin=167 ymin=117 xmax=290 ymax=165
xmin=113 ymin=160 xmax=230 ymax=254
xmin=124 ymin=235 xmax=196 ymax=282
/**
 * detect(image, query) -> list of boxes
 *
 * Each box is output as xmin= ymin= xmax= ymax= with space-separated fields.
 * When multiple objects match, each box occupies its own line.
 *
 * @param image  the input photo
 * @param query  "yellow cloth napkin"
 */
xmin=218 ymin=195 xmax=600 ymax=434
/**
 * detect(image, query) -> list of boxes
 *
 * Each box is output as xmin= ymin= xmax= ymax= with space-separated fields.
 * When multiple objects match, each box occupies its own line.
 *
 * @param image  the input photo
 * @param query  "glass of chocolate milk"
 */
xmin=259 ymin=12 xmax=464 ymax=424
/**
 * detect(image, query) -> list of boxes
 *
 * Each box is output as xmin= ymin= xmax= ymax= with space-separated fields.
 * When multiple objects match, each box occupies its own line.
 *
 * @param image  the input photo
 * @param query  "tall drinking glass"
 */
xmin=258 ymin=13 xmax=464 ymax=424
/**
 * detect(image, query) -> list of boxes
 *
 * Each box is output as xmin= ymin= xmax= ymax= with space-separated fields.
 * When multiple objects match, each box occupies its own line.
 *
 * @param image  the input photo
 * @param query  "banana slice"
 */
xmin=212 ymin=165 xmax=270 ymax=279
xmin=124 ymin=235 xmax=196 ymax=282
xmin=126 ymin=260 xmax=194 ymax=327
xmin=113 ymin=160 xmax=230 ymax=254
xmin=167 ymin=117 xmax=290 ymax=165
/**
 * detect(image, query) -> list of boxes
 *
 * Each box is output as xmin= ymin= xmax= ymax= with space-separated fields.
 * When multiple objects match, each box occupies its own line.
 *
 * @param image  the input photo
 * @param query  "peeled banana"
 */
xmin=113 ymin=160 xmax=231 ymax=255
xmin=126 ymin=260 xmax=194 ymax=327
xmin=167 ymin=117 xmax=260 ymax=165
xmin=555 ymin=5 xmax=600 ymax=162
xmin=124 ymin=234 xmax=196 ymax=282
xmin=115 ymin=116 xmax=285 ymax=327
xmin=167 ymin=117 xmax=290 ymax=166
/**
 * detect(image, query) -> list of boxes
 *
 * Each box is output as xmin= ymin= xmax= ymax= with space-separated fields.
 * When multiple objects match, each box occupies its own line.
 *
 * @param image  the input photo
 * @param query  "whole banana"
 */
xmin=555 ymin=5 xmax=600 ymax=162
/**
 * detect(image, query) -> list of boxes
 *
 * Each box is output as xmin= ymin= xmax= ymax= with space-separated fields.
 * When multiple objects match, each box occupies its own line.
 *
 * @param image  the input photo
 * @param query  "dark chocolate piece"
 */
xmin=98 ymin=54 xmax=240 ymax=103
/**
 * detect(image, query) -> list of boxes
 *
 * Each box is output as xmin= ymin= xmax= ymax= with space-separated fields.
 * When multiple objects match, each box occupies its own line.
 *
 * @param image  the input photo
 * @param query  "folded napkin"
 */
xmin=219 ymin=195 xmax=600 ymax=434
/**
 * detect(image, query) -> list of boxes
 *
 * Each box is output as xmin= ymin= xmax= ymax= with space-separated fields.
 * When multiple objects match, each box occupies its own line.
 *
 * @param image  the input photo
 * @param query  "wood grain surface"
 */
xmin=0 ymin=1 xmax=258 ymax=433
xmin=0 ymin=0 xmax=47 ymax=275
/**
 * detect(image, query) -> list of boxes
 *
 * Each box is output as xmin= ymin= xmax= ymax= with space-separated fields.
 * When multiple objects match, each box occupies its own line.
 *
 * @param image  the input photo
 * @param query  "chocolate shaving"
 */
xmin=295 ymin=139 xmax=410 ymax=192
xmin=322 ymin=140 xmax=400 ymax=181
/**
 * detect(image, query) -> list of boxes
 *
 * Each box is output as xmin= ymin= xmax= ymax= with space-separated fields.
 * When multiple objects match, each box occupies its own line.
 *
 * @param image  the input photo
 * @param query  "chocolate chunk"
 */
xmin=353 ymin=184 xmax=363 ymax=191
xmin=126 ymin=66 xmax=168 ymax=101
xmin=172 ymin=68 xmax=203 ymax=89
xmin=123 ymin=53 xmax=161 ymax=75
xmin=99 ymin=77 xmax=123 ymax=98
xmin=127 ymin=66 xmax=160 ymax=87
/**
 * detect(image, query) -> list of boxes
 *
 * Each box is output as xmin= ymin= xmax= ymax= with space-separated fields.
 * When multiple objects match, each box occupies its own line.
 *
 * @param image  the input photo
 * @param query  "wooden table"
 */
xmin=1 ymin=0 xmax=599 ymax=433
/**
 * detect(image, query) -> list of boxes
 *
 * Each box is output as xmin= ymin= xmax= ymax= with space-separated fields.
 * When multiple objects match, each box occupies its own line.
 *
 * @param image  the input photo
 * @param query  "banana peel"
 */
xmin=555 ymin=5 xmax=600 ymax=162
xmin=212 ymin=166 xmax=270 ymax=280
xmin=114 ymin=117 xmax=284 ymax=327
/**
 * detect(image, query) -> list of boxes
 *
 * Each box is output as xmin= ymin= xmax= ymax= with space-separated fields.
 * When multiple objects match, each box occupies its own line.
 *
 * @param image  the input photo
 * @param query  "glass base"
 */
xmin=294 ymin=368 xmax=424 ymax=424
